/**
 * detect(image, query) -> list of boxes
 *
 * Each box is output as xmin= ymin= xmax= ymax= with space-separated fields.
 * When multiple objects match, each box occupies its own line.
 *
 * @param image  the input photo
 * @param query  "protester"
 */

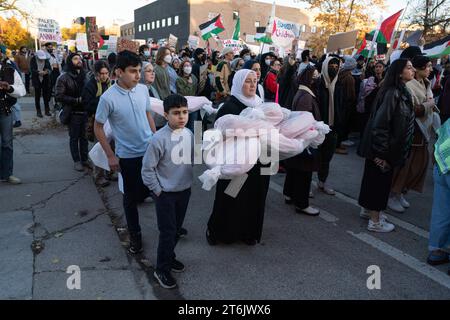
xmin=154 ymin=47 xmax=172 ymax=100
xmin=427 ymin=118 xmax=450 ymax=268
xmin=142 ymin=94 xmax=193 ymax=289
xmin=297 ymin=49 xmax=313 ymax=76
xmin=438 ymin=60 xmax=450 ymax=123
xmin=260 ymin=52 xmax=277 ymax=82
xmin=228 ymin=57 xmax=244 ymax=90
xmin=139 ymin=44 xmax=151 ymax=63
xmin=81 ymin=60 xmax=112 ymax=187
xmin=263 ymin=59 xmax=281 ymax=102
xmin=94 ymin=51 xmax=156 ymax=255
xmin=242 ymin=59 xmax=264 ymax=101
xmin=14 ymin=46 xmax=31 ymax=94
xmin=176 ymin=60 xmax=198 ymax=132
xmin=0 ymin=44 xmax=26 ymax=184
xmin=56 ymin=53 xmax=89 ymax=171
xmin=44 ymin=42 xmax=62 ymax=101
xmin=30 ymin=50 xmax=52 ymax=117
xmin=357 ymin=59 xmax=415 ymax=232
xmin=206 ymin=69 xmax=270 ymax=246
xmin=214 ymin=47 xmax=234 ymax=102
xmin=389 ymin=55 xmax=438 ymax=213
xmin=192 ymin=48 xmax=212 ymax=99
xmin=277 ymin=54 xmax=298 ymax=108
xmin=140 ymin=62 xmax=167 ymax=130
xmin=284 ymin=65 xmax=321 ymax=216
xmin=316 ymin=56 xmax=341 ymax=196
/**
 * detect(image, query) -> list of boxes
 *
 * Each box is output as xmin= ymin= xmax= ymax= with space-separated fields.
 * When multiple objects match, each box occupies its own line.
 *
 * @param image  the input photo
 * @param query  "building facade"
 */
xmin=134 ymin=0 xmax=318 ymax=50
xmin=120 ymin=22 xmax=136 ymax=40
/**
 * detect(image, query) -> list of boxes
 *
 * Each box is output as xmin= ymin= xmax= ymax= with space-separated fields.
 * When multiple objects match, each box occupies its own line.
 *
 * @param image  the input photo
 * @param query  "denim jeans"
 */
xmin=154 ymin=188 xmax=191 ymax=273
xmin=12 ymin=104 xmax=21 ymax=122
xmin=0 ymin=112 xmax=13 ymax=179
xmin=119 ymin=157 xmax=150 ymax=235
xmin=429 ymin=166 xmax=450 ymax=252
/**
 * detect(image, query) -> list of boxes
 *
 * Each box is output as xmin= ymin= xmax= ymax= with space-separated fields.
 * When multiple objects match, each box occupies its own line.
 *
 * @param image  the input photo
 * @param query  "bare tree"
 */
xmin=407 ymin=0 xmax=450 ymax=39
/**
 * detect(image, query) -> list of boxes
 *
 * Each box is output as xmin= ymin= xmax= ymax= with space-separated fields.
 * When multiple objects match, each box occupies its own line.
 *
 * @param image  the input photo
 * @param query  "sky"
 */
xmin=17 ymin=0 xmax=408 ymax=30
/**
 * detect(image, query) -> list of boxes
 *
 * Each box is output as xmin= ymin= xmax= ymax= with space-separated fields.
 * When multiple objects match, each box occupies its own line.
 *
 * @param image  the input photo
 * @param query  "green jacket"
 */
xmin=176 ymin=75 xmax=198 ymax=97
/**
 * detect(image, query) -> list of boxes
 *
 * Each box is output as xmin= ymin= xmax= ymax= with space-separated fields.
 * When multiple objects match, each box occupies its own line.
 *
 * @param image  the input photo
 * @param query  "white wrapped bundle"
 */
xmin=279 ymin=111 xmax=316 ymax=139
xmin=214 ymin=114 xmax=275 ymax=138
xmin=256 ymin=103 xmax=290 ymax=126
xmin=149 ymin=96 xmax=214 ymax=116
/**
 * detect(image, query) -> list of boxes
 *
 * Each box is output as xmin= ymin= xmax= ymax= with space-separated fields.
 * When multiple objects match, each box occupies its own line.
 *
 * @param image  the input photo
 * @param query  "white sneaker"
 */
xmin=388 ymin=196 xmax=405 ymax=213
xmin=318 ymin=181 xmax=336 ymax=196
xmin=296 ymin=206 xmax=320 ymax=216
xmin=359 ymin=208 xmax=388 ymax=221
xmin=399 ymin=194 xmax=410 ymax=208
xmin=6 ymin=176 xmax=21 ymax=185
xmin=144 ymin=197 xmax=154 ymax=203
xmin=367 ymin=219 xmax=395 ymax=233
xmin=341 ymin=140 xmax=355 ymax=147
xmin=309 ymin=191 xmax=314 ymax=198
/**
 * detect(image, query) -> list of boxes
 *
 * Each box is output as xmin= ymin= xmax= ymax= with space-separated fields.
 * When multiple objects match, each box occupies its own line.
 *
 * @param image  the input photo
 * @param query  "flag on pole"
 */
xmin=199 ymin=14 xmax=225 ymax=40
xmin=365 ymin=10 xmax=403 ymax=44
xmin=423 ymin=35 xmax=450 ymax=58
xmin=255 ymin=27 xmax=272 ymax=44
xmin=232 ymin=17 xmax=240 ymax=40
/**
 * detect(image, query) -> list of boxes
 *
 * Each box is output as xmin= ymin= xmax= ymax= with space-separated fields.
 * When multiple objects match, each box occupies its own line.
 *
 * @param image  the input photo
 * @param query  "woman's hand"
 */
xmin=374 ymin=157 xmax=388 ymax=168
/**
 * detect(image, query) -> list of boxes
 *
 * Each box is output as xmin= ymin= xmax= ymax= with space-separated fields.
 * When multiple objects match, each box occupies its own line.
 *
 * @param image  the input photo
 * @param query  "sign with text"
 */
xmin=168 ymin=34 xmax=178 ymax=48
xmin=85 ymin=16 xmax=101 ymax=51
xmin=326 ymin=30 xmax=359 ymax=53
xmin=188 ymin=35 xmax=200 ymax=49
xmin=75 ymin=33 xmax=89 ymax=52
xmin=269 ymin=17 xmax=300 ymax=48
xmin=222 ymin=39 xmax=244 ymax=55
xmin=117 ymin=38 xmax=140 ymax=53
xmin=38 ymin=18 xmax=62 ymax=44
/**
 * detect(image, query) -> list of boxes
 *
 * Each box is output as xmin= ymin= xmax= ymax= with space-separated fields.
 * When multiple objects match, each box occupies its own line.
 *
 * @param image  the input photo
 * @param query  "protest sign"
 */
xmin=86 ymin=16 xmax=101 ymax=51
xmin=169 ymin=34 xmax=178 ymax=48
xmin=269 ymin=17 xmax=300 ymax=48
xmin=75 ymin=33 xmax=89 ymax=52
xmin=117 ymin=38 xmax=140 ymax=53
xmin=38 ymin=18 xmax=62 ymax=44
xmin=188 ymin=35 xmax=200 ymax=49
xmin=326 ymin=30 xmax=359 ymax=53
xmin=222 ymin=39 xmax=244 ymax=55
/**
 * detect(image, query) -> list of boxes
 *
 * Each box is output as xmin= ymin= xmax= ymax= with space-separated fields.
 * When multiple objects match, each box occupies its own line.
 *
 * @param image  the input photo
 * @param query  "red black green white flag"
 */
xmin=365 ymin=10 xmax=403 ymax=44
xmin=423 ymin=35 xmax=450 ymax=58
xmin=199 ymin=15 xmax=225 ymax=40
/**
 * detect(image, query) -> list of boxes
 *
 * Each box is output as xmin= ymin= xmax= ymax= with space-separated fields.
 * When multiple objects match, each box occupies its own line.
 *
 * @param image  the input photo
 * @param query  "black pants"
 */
xmin=68 ymin=113 xmax=88 ymax=162
xmin=155 ymin=189 xmax=191 ymax=273
xmin=25 ymin=74 xmax=31 ymax=94
xmin=284 ymin=168 xmax=312 ymax=209
xmin=119 ymin=157 xmax=150 ymax=235
xmin=34 ymin=83 xmax=51 ymax=113
xmin=318 ymin=130 xmax=338 ymax=183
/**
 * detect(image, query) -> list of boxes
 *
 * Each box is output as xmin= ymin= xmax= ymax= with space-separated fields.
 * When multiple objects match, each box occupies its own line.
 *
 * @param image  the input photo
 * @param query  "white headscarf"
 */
xmin=231 ymin=69 xmax=263 ymax=108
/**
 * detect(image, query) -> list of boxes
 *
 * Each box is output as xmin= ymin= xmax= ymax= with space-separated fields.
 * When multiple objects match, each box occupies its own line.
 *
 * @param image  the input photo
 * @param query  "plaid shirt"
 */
xmin=435 ymin=119 xmax=450 ymax=175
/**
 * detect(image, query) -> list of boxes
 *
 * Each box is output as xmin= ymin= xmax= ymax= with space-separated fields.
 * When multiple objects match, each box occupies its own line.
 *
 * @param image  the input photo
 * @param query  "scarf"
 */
xmin=406 ymin=78 xmax=435 ymax=142
xmin=230 ymin=69 xmax=263 ymax=109
xmin=321 ymin=57 xmax=339 ymax=126
xmin=298 ymin=85 xmax=316 ymax=98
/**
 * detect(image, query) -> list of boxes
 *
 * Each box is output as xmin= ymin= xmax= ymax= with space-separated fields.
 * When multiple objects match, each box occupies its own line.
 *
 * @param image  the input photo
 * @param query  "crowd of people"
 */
xmin=1 ymin=37 xmax=450 ymax=289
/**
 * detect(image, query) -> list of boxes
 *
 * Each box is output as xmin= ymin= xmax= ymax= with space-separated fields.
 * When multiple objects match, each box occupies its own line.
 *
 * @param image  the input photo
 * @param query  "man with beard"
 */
xmin=56 ymin=53 xmax=89 ymax=172
xmin=315 ymin=56 xmax=341 ymax=196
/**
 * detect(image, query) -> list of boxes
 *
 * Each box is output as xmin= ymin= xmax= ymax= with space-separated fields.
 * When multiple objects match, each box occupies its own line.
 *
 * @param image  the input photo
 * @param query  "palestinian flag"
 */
xmin=199 ymin=15 xmax=225 ymax=40
xmin=366 ymin=10 xmax=403 ymax=44
xmin=232 ymin=17 xmax=240 ymax=40
xmin=254 ymin=27 xmax=272 ymax=44
xmin=423 ymin=35 xmax=450 ymax=58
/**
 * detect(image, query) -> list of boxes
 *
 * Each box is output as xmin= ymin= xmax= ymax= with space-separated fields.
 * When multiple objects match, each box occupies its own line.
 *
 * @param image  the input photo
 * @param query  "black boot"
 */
xmin=128 ymin=231 xmax=143 ymax=254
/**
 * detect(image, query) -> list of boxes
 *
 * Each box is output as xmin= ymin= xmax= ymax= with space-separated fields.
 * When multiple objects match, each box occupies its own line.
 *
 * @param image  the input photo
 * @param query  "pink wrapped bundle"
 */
xmin=149 ymin=96 xmax=213 ymax=116
xmin=279 ymin=111 xmax=316 ymax=139
xmin=214 ymin=114 xmax=275 ymax=138
xmin=257 ymin=103 xmax=291 ymax=126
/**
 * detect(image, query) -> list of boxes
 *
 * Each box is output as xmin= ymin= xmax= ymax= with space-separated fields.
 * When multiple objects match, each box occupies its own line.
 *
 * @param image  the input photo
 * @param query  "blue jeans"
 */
xmin=12 ymin=104 xmax=21 ymax=122
xmin=0 ymin=112 xmax=13 ymax=179
xmin=429 ymin=166 xmax=450 ymax=252
xmin=154 ymin=188 xmax=191 ymax=273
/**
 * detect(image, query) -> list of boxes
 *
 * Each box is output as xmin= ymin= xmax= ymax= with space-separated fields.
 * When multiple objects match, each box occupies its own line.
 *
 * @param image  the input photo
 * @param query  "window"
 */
xmin=162 ymin=18 xmax=166 ymax=27
xmin=255 ymin=21 xmax=260 ymax=28
xmin=174 ymin=16 xmax=179 ymax=25
xmin=157 ymin=20 xmax=160 ymax=28
xmin=147 ymin=23 xmax=150 ymax=30
xmin=143 ymin=24 xmax=146 ymax=31
xmin=138 ymin=25 xmax=142 ymax=32
xmin=233 ymin=11 xmax=239 ymax=20
xmin=300 ymin=25 xmax=306 ymax=32
xmin=168 ymin=17 xmax=172 ymax=26
xmin=152 ymin=21 xmax=155 ymax=29
xmin=311 ymin=26 xmax=317 ymax=33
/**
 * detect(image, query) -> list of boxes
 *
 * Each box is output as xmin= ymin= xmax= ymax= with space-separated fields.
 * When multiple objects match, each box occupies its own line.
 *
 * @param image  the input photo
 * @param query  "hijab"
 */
xmin=231 ymin=69 xmax=263 ymax=109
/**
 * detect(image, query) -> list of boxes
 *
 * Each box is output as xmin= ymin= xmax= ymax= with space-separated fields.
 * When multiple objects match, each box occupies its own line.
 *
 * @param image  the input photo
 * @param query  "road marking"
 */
xmin=348 ymin=231 xmax=450 ymax=290
xmin=269 ymin=182 xmax=339 ymax=223
xmin=310 ymin=181 xmax=430 ymax=239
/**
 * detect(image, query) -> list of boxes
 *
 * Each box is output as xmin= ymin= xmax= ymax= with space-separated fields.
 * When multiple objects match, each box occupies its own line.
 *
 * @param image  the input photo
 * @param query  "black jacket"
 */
xmin=277 ymin=63 xmax=297 ymax=109
xmin=215 ymin=95 xmax=246 ymax=120
xmin=81 ymin=76 xmax=111 ymax=115
xmin=55 ymin=70 xmax=86 ymax=112
xmin=30 ymin=56 xmax=52 ymax=88
xmin=357 ymin=85 xmax=415 ymax=167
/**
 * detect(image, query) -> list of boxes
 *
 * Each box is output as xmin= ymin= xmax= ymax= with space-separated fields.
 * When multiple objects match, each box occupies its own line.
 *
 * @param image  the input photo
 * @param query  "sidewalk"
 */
xmin=0 ymin=97 xmax=156 ymax=300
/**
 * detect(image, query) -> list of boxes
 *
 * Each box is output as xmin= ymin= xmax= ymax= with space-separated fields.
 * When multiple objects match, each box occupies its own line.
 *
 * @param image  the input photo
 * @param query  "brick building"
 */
xmin=134 ymin=0 xmax=318 ymax=49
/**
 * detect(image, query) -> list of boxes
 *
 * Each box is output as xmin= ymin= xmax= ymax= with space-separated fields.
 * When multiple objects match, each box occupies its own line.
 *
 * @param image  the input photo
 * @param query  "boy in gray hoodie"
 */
xmin=142 ymin=94 xmax=194 ymax=289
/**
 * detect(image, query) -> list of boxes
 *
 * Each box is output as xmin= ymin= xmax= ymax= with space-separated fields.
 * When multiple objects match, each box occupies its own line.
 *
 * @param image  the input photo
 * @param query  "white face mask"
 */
xmin=265 ymin=59 xmax=272 ymax=66
xmin=164 ymin=54 xmax=172 ymax=64
xmin=183 ymin=66 xmax=192 ymax=75
xmin=244 ymin=55 xmax=251 ymax=62
xmin=144 ymin=51 xmax=150 ymax=57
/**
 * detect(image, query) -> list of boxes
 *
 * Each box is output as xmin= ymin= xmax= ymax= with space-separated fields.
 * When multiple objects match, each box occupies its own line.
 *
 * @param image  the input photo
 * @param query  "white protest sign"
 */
xmin=76 ymin=33 xmax=89 ymax=53
xmin=222 ymin=39 xmax=244 ymax=55
xmin=269 ymin=17 xmax=300 ymax=49
xmin=169 ymin=34 xmax=178 ymax=48
xmin=188 ymin=35 xmax=200 ymax=49
xmin=38 ymin=18 xmax=62 ymax=44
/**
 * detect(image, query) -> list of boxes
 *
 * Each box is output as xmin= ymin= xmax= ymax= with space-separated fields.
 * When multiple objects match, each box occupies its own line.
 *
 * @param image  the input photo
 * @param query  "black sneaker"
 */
xmin=128 ymin=232 xmax=143 ymax=254
xmin=154 ymin=270 xmax=177 ymax=289
xmin=206 ymin=228 xmax=217 ymax=246
xmin=171 ymin=259 xmax=185 ymax=273
xmin=36 ymin=112 xmax=43 ymax=118
xmin=177 ymin=227 xmax=188 ymax=239
xmin=13 ymin=121 xmax=22 ymax=128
